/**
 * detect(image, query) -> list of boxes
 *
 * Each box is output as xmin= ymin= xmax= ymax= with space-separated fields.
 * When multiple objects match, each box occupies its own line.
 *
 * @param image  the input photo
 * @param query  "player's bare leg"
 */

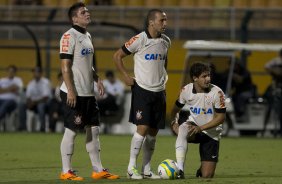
xmin=197 ymin=161 xmax=216 ymax=178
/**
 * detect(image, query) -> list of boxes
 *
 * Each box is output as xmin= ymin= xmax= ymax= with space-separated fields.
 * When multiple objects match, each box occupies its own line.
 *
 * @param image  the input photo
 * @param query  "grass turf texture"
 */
xmin=0 ymin=133 xmax=281 ymax=184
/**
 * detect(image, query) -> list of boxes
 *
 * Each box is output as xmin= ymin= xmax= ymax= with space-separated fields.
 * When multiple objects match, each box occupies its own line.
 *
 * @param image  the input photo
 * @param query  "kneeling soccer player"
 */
xmin=171 ymin=62 xmax=226 ymax=179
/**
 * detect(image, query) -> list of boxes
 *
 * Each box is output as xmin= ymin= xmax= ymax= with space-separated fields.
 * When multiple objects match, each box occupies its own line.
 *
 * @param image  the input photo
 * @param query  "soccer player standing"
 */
xmin=171 ymin=62 xmax=226 ymax=179
xmin=113 ymin=9 xmax=171 ymax=179
xmin=59 ymin=2 xmax=119 ymax=181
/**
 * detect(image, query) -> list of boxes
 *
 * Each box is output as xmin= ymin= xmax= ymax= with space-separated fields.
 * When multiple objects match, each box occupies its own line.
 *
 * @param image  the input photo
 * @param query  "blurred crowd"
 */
xmin=9 ymin=0 xmax=113 ymax=6
xmin=0 ymin=66 xmax=125 ymax=133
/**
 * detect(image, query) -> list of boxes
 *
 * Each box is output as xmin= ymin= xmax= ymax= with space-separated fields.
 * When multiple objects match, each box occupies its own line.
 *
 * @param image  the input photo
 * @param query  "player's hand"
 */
xmin=97 ymin=79 xmax=105 ymax=96
xmin=188 ymin=124 xmax=202 ymax=136
xmin=67 ymin=90 xmax=76 ymax=108
xmin=124 ymin=76 xmax=134 ymax=86
xmin=170 ymin=120 xmax=179 ymax=135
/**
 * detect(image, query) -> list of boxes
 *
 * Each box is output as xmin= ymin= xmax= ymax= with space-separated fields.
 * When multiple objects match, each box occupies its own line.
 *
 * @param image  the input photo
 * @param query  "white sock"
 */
xmin=86 ymin=126 xmax=103 ymax=172
xmin=142 ymin=135 xmax=156 ymax=174
xmin=60 ymin=128 xmax=76 ymax=173
xmin=175 ymin=123 xmax=189 ymax=171
xmin=128 ymin=132 xmax=145 ymax=172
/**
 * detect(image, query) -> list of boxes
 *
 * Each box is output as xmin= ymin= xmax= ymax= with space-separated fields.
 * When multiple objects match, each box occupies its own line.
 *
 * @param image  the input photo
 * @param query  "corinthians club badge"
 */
xmin=74 ymin=114 xmax=82 ymax=125
xmin=136 ymin=110 xmax=142 ymax=120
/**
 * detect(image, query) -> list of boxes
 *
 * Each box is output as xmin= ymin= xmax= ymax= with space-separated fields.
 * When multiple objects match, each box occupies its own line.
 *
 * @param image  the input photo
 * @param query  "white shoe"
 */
xmin=142 ymin=171 xmax=161 ymax=179
xmin=127 ymin=167 xmax=143 ymax=179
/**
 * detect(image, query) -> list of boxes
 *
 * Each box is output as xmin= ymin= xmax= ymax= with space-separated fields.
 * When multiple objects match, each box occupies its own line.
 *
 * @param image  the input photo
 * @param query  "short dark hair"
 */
xmin=145 ymin=9 xmax=164 ymax=28
xmin=105 ymin=70 xmax=114 ymax=78
xmin=190 ymin=62 xmax=211 ymax=79
xmin=68 ymin=2 xmax=86 ymax=23
xmin=7 ymin=65 xmax=17 ymax=72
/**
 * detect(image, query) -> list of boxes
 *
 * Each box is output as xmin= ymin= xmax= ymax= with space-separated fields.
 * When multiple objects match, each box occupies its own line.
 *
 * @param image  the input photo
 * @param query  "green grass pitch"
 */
xmin=0 ymin=133 xmax=282 ymax=184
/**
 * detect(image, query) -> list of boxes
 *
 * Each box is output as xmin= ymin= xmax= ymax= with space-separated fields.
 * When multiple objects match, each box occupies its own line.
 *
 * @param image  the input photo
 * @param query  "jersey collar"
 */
xmin=192 ymin=84 xmax=212 ymax=94
xmin=72 ymin=25 xmax=86 ymax=34
xmin=145 ymin=29 xmax=161 ymax=39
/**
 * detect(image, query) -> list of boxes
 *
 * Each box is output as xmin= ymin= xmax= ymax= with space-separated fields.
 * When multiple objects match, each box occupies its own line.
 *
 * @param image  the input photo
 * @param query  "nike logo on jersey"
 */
xmin=212 ymin=155 xmax=217 ymax=159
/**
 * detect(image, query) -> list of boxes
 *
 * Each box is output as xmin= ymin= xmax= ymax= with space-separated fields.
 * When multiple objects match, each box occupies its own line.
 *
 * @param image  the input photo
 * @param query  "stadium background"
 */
xmin=0 ymin=0 xmax=281 ymax=115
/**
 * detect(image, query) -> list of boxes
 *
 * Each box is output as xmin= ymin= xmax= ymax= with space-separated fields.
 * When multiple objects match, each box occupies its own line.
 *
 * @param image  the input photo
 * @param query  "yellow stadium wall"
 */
xmin=0 ymin=39 xmax=275 ymax=114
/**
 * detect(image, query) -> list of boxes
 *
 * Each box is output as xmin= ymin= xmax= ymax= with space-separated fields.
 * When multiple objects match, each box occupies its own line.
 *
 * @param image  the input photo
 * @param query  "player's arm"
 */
xmin=201 ymin=111 xmax=225 ymax=131
xmin=190 ymin=88 xmax=226 ymax=136
xmin=92 ymin=67 xmax=104 ymax=97
xmin=113 ymin=48 xmax=134 ymax=86
xmin=170 ymin=104 xmax=182 ymax=135
xmin=164 ymin=54 xmax=168 ymax=70
xmin=170 ymin=97 xmax=186 ymax=135
xmin=61 ymin=59 xmax=76 ymax=108
xmin=189 ymin=111 xmax=225 ymax=136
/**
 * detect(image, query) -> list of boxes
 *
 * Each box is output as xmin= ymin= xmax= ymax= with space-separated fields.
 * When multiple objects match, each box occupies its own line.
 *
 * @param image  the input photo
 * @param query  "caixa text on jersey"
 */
xmin=144 ymin=53 xmax=167 ymax=61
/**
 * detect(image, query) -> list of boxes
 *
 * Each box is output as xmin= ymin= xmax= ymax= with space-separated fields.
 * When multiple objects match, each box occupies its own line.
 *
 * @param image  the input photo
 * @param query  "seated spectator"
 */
xmin=19 ymin=67 xmax=52 ymax=132
xmin=48 ymin=72 xmax=64 ymax=133
xmin=95 ymin=70 xmax=125 ymax=116
xmin=230 ymin=61 xmax=256 ymax=121
xmin=0 ymin=65 xmax=23 ymax=121
xmin=263 ymin=49 xmax=282 ymax=136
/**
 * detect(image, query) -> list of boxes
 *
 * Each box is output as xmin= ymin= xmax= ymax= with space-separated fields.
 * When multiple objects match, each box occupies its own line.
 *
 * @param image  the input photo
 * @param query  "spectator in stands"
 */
xmin=264 ymin=49 xmax=282 ymax=136
xmin=230 ymin=60 xmax=255 ymax=122
xmin=0 ymin=65 xmax=23 ymax=121
xmin=48 ymin=72 xmax=64 ymax=132
xmin=12 ymin=0 xmax=43 ymax=5
xmin=95 ymin=70 xmax=125 ymax=116
xmin=18 ymin=67 xmax=52 ymax=132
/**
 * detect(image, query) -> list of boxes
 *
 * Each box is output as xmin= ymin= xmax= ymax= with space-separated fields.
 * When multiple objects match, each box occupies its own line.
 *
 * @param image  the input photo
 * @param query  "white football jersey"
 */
xmin=177 ymin=83 xmax=226 ymax=140
xmin=59 ymin=26 xmax=94 ymax=96
xmin=122 ymin=30 xmax=171 ymax=92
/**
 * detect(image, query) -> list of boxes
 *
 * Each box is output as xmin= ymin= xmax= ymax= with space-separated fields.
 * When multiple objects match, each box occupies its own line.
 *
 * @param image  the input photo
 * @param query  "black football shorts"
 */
xmin=189 ymin=132 xmax=219 ymax=162
xmin=60 ymin=91 xmax=100 ymax=131
xmin=129 ymin=82 xmax=166 ymax=129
